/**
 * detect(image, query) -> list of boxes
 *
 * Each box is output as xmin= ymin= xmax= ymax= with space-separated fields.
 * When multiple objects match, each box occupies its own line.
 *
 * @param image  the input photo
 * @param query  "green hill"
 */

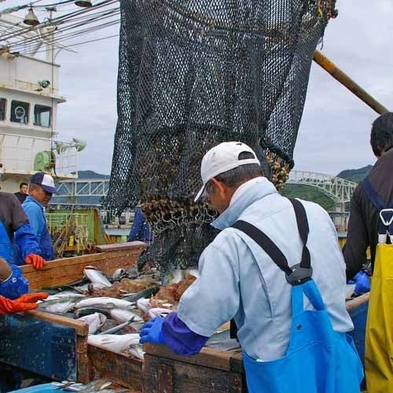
xmin=336 ymin=165 xmax=372 ymax=183
xmin=73 ymin=170 xmax=110 ymax=179
xmin=281 ymin=184 xmax=335 ymax=211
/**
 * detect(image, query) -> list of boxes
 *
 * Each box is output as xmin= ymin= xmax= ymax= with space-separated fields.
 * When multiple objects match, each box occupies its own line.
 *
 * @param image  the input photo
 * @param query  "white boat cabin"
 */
xmin=0 ymin=35 xmax=78 ymax=193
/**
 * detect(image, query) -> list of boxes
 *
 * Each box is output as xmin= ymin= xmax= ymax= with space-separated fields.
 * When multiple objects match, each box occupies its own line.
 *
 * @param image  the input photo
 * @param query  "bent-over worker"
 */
xmin=140 ymin=141 xmax=363 ymax=393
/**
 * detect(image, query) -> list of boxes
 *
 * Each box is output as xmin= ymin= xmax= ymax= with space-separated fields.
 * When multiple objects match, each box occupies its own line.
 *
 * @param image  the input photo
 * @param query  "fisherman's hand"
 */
xmin=139 ymin=317 xmax=165 ymax=345
xmin=15 ymin=292 xmax=48 ymax=304
xmin=25 ymin=254 xmax=46 ymax=270
xmin=0 ymin=292 xmax=48 ymax=315
xmin=353 ymin=271 xmax=370 ymax=296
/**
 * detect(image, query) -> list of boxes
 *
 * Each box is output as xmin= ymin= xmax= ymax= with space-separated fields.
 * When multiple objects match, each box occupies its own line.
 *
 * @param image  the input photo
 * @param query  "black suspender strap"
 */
xmin=231 ymin=198 xmax=312 ymax=286
xmin=229 ymin=198 xmax=312 ymax=339
xmin=232 ymin=220 xmax=293 ymax=276
xmin=289 ymin=198 xmax=311 ymax=273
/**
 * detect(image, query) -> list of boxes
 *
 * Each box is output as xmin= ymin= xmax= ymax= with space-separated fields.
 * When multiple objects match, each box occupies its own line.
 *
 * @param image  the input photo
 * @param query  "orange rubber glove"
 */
xmin=25 ymin=254 xmax=46 ymax=270
xmin=0 ymin=292 xmax=48 ymax=315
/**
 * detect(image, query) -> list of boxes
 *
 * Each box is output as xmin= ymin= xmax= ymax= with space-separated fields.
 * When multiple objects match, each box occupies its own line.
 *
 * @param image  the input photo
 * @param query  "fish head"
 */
xmin=112 ymin=268 xmax=126 ymax=281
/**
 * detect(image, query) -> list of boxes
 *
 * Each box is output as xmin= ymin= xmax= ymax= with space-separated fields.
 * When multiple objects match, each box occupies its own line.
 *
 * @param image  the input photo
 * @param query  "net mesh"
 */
xmin=105 ymin=0 xmax=337 ymax=271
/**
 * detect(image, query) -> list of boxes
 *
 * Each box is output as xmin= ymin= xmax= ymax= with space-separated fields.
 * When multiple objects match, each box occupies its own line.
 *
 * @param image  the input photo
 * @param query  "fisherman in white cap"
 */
xmin=140 ymin=141 xmax=363 ymax=393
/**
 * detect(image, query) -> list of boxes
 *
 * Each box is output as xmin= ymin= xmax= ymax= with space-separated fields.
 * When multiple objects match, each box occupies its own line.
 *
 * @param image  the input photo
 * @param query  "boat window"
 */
xmin=10 ymin=100 xmax=29 ymax=124
xmin=0 ymin=98 xmax=6 ymax=120
xmin=34 ymin=104 xmax=51 ymax=127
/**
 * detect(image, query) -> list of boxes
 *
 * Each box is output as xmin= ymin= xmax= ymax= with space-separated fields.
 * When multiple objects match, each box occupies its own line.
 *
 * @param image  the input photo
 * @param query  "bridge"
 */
xmin=53 ymin=171 xmax=358 ymax=206
xmin=52 ymin=179 xmax=110 ymax=206
xmin=287 ymin=170 xmax=357 ymax=204
xmin=51 ymin=171 xmax=358 ymax=231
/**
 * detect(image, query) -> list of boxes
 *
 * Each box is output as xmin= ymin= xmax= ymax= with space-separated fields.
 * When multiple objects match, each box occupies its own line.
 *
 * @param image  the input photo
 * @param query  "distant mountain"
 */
xmin=73 ymin=170 xmax=110 ymax=179
xmin=336 ymin=165 xmax=373 ymax=183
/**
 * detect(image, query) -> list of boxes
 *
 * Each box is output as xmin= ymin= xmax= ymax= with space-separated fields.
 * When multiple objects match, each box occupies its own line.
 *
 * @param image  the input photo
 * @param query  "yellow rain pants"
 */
xmin=365 ymin=243 xmax=393 ymax=393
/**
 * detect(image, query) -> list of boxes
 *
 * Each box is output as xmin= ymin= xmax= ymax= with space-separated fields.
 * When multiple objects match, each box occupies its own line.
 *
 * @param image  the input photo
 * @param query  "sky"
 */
xmin=2 ymin=0 xmax=393 ymax=176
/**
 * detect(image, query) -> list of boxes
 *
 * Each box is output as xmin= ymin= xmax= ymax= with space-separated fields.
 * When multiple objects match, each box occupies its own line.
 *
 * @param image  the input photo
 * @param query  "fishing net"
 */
xmin=105 ymin=0 xmax=337 ymax=271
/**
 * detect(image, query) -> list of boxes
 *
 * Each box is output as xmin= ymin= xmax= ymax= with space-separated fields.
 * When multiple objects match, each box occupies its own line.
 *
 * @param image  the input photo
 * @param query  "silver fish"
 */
xmin=136 ymin=297 xmax=151 ymax=314
xmin=99 ymin=316 xmax=136 ymax=335
xmin=78 ymin=312 xmax=107 ymax=334
xmin=87 ymin=333 xmax=141 ymax=354
xmin=128 ymin=343 xmax=145 ymax=360
xmin=75 ymin=296 xmax=134 ymax=311
xmin=109 ymin=308 xmax=142 ymax=323
xmin=148 ymin=307 xmax=174 ymax=319
xmin=38 ymin=295 xmax=83 ymax=313
xmin=83 ymin=266 xmax=112 ymax=288
xmin=45 ymin=292 xmax=86 ymax=300
xmin=112 ymin=268 xmax=126 ymax=281
xmin=88 ymin=283 xmax=110 ymax=291
xmin=52 ymin=380 xmax=126 ymax=392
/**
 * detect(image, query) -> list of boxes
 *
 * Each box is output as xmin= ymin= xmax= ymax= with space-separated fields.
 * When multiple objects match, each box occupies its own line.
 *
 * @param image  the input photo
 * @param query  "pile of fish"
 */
xmin=51 ymin=378 xmax=129 ymax=392
xmin=37 ymin=266 xmax=197 ymax=360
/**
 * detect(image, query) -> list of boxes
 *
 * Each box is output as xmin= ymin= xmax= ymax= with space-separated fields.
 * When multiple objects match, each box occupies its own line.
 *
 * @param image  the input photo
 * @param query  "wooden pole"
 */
xmin=313 ymin=50 xmax=389 ymax=115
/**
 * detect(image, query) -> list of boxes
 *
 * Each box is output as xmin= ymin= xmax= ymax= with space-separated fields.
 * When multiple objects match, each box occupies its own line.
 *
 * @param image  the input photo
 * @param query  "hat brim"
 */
xmin=41 ymin=184 xmax=57 ymax=194
xmin=194 ymin=183 xmax=207 ymax=203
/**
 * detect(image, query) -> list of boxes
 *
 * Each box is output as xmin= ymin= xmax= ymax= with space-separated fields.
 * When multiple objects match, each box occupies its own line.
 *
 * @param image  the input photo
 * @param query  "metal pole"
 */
xmin=313 ymin=50 xmax=389 ymax=115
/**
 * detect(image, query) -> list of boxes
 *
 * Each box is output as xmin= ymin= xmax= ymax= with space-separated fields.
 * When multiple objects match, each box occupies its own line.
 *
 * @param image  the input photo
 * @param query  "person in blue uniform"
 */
xmin=0 ymin=192 xmax=46 ymax=269
xmin=128 ymin=205 xmax=153 ymax=242
xmin=22 ymin=172 xmax=57 ymax=261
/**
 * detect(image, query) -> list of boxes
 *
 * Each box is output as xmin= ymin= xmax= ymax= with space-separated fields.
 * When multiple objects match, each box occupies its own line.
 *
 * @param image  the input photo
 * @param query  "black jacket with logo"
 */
xmin=344 ymin=148 xmax=393 ymax=279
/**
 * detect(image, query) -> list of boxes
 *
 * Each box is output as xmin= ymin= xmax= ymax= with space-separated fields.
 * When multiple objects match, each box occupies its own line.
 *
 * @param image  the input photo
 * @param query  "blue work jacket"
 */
xmin=22 ymin=197 xmax=55 ymax=261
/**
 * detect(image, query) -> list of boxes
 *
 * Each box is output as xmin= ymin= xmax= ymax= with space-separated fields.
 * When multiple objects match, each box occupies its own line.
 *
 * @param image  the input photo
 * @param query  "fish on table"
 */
xmin=83 ymin=266 xmax=112 ymax=288
xmin=87 ymin=333 xmax=143 ymax=358
xmin=38 ymin=294 xmax=86 ymax=313
xmin=75 ymin=296 xmax=136 ymax=311
xmin=77 ymin=312 xmax=107 ymax=334
xmin=109 ymin=308 xmax=143 ymax=323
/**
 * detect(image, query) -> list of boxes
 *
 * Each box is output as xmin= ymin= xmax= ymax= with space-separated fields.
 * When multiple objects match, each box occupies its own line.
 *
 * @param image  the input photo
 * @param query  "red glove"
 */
xmin=0 ymin=292 xmax=48 ymax=315
xmin=25 ymin=254 xmax=46 ymax=270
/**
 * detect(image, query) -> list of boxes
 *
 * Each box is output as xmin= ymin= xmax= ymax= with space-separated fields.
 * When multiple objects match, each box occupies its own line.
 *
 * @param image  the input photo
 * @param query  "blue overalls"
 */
xmin=232 ymin=198 xmax=364 ymax=393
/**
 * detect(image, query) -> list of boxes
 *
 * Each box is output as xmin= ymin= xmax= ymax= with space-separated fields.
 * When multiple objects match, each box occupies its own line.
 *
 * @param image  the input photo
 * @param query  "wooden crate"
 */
xmin=4 ymin=242 xmax=147 ymax=385
xmin=88 ymin=344 xmax=143 ymax=392
xmin=142 ymin=344 xmax=247 ymax=393
xmin=21 ymin=241 xmax=147 ymax=290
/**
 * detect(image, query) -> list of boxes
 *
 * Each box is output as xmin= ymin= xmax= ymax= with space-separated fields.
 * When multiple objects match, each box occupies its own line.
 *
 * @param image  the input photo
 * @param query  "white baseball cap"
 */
xmin=194 ymin=141 xmax=260 ymax=202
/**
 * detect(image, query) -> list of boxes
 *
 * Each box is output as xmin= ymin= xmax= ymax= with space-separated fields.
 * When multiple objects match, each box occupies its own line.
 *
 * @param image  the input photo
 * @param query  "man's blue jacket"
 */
xmin=22 ymin=196 xmax=55 ymax=261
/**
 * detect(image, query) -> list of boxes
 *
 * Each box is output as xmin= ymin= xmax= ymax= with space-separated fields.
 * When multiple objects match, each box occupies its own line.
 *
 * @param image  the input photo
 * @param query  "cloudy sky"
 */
xmin=3 ymin=0 xmax=392 ymax=176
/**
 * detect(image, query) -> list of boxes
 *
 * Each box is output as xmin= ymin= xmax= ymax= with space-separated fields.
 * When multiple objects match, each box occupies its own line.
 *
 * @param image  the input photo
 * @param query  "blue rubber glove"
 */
xmin=353 ymin=271 xmax=370 ymax=295
xmin=139 ymin=317 xmax=165 ymax=345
